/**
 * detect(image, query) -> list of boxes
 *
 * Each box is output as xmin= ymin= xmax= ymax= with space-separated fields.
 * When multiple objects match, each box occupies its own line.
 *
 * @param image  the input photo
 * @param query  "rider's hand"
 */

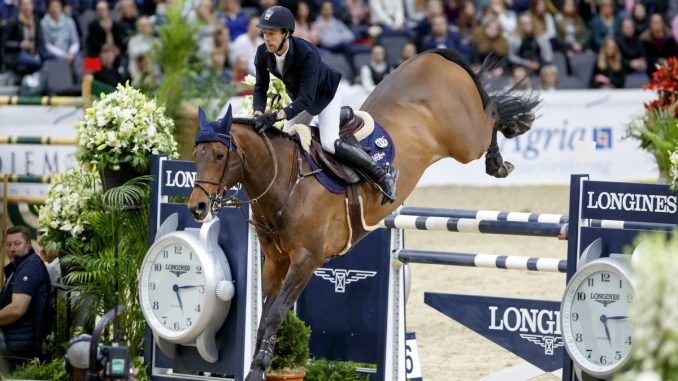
xmin=254 ymin=112 xmax=278 ymax=134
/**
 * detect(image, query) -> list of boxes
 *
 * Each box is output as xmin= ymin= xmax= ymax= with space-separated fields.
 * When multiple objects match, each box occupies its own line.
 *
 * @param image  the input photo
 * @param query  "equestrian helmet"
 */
xmin=257 ymin=6 xmax=295 ymax=33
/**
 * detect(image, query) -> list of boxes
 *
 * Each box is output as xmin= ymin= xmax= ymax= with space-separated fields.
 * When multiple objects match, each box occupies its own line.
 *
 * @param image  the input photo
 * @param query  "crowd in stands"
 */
xmin=1 ymin=0 xmax=678 ymax=95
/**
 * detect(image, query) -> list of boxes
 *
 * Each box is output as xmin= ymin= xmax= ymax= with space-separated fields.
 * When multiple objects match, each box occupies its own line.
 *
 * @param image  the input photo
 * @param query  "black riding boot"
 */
xmin=334 ymin=139 xmax=398 ymax=205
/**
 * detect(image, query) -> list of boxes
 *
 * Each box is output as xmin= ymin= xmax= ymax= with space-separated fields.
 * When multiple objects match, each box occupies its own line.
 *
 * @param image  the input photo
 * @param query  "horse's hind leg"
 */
xmin=485 ymin=127 xmax=514 ymax=178
xmin=246 ymin=249 xmax=322 ymax=381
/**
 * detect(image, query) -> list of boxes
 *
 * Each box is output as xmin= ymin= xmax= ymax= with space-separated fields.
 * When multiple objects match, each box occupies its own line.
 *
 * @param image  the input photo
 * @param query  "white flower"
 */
xmin=238 ymin=76 xmax=290 ymax=120
xmin=76 ymin=83 xmax=178 ymax=172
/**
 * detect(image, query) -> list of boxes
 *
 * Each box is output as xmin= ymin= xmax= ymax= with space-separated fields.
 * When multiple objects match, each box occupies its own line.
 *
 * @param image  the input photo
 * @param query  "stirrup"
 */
xmin=378 ymin=167 xmax=398 ymax=205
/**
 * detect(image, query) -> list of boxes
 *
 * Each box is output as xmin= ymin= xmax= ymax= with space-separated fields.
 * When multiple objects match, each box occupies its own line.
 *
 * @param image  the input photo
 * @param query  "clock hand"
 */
xmin=172 ymin=284 xmax=184 ymax=311
xmin=176 ymin=285 xmax=201 ymax=290
xmin=606 ymin=316 xmax=628 ymax=320
xmin=600 ymin=315 xmax=612 ymax=346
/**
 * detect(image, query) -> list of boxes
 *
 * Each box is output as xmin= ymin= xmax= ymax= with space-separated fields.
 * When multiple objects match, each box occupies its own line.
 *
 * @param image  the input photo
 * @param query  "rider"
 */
xmin=251 ymin=5 xmax=398 ymax=205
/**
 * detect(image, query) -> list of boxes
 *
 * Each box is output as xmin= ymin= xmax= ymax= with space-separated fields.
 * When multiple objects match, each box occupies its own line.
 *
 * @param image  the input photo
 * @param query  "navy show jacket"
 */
xmin=253 ymin=36 xmax=342 ymax=119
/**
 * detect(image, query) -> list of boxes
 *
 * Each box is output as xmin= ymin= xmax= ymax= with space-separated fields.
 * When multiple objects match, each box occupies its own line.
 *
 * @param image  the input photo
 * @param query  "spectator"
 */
xmin=230 ymin=16 xmax=263 ymax=74
xmin=131 ymin=54 xmax=160 ymax=88
xmin=231 ymin=54 xmax=252 ymax=95
xmin=0 ymin=0 xmax=17 ymax=29
xmin=127 ymin=15 xmax=157 ymax=84
xmin=404 ymin=0 xmax=425 ymax=29
xmin=554 ymin=0 xmax=587 ymax=54
xmin=456 ymin=0 xmax=478 ymax=37
xmin=36 ymin=229 xmax=61 ymax=286
xmin=213 ymin=24 xmax=230 ymax=57
xmin=539 ymin=63 xmax=558 ymax=89
xmin=86 ymin=1 xmax=125 ymax=57
xmin=369 ymin=0 xmax=405 ymax=31
xmin=508 ymin=65 xmax=533 ymax=89
xmin=218 ymin=0 xmax=248 ymax=41
xmin=294 ymin=1 xmax=319 ymax=45
xmin=484 ymin=0 xmax=517 ymax=37
xmin=590 ymin=37 xmax=625 ymax=88
xmin=631 ymin=2 xmax=648 ymax=35
xmin=616 ymin=17 xmax=647 ymax=74
xmin=313 ymin=1 xmax=354 ymax=54
xmin=444 ymin=0 xmax=464 ymax=25
xmin=0 ymin=226 xmax=50 ymax=372
xmin=639 ymin=13 xmax=677 ymax=75
xmin=116 ymin=0 xmax=138 ymax=41
xmin=473 ymin=16 xmax=509 ymax=62
xmin=413 ymin=0 xmax=444 ymax=49
xmin=673 ymin=15 xmax=678 ymax=45
xmin=40 ymin=0 xmax=79 ymax=75
xmin=93 ymin=43 xmax=128 ymax=86
xmin=2 ymin=0 xmax=49 ymax=75
xmin=422 ymin=14 xmax=473 ymax=63
xmin=342 ymin=0 xmax=369 ymax=33
xmin=588 ymin=0 xmax=621 ymax=52
xmin=395 ymin=40 xmax=417 ymax=66
xmin=192 ymin=0 xmax=218 ymax=65
xmin=508 ymin=13 xmax=553 ymax=72
xmin=360 ymin=44 xmax=391 ymax=92
xmin=529 ymin=0 xmax=557 ymax=42
xmin=210 ymin=48 xmax=231 ymax=83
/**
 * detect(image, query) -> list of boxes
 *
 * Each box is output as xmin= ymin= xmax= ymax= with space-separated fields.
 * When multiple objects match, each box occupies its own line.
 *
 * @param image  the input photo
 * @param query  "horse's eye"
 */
xmin=216 ymin=153 xmax=225 ymax=160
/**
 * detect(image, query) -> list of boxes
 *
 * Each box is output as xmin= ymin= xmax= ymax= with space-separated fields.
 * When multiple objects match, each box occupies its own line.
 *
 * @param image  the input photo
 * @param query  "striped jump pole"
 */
xmin=0 ymin=95 xmax=83 ymax=107
xmin=380 ymin=214 xmax=568 ymax=238
xmin=1 ymin=174 xmax=54 ymax=184
xmin=399 ymin=207 xmax=677 ymax=233
xmin=397 ymin=249 xmax=567 ymax=273
xmin=0 ymin=136 xmax=77 ymax=145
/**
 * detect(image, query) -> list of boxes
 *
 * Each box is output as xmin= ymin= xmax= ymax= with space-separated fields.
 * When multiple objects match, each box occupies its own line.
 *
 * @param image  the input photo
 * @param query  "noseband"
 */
xmin=194 ymin=131 xmax=278 ymax=216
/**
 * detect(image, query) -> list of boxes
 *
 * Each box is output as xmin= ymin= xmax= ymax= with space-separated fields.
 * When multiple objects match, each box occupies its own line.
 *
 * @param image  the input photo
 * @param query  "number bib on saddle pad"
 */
xmin=302 ymin=120 xmax=396 ymax=194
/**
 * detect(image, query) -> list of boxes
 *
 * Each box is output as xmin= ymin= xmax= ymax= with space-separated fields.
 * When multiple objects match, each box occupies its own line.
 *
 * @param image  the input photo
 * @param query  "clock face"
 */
xmin=140 ymin=237 xmax=208 ymax=339
xmin=561 ymin=262 xmax=634 ymax=377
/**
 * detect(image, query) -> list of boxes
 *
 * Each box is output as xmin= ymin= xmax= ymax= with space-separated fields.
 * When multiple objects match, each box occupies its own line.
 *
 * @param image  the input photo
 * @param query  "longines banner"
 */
xmin=0 ymin=105 xmax=82 ymax=196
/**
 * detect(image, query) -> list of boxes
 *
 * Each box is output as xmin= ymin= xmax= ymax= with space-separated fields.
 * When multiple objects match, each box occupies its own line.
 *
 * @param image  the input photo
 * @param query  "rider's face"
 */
xmin=262 ymin=29 xmax=285 ymax=53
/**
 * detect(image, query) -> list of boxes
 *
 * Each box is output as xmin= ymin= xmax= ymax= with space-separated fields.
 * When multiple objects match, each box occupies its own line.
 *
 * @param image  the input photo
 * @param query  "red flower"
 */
xmin=643 ymin=58 xmax=678 ymax=116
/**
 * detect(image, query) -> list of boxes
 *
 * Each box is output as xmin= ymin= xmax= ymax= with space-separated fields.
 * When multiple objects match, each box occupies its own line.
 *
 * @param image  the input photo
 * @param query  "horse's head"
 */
xmin=188 ymin=106 xmax=244 ymax=222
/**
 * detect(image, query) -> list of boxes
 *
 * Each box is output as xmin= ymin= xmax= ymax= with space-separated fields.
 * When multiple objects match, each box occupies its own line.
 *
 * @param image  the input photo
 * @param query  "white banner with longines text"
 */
xmin=226 ymin=87 xmax=658 ymax=186
xmin=0 ymin=105 xmax=81 ymax=196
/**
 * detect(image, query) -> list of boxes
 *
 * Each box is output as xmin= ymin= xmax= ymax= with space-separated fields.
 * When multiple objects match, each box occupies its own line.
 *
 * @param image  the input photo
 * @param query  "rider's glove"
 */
xmin=254 ymin=112 xmax=279 ymax=134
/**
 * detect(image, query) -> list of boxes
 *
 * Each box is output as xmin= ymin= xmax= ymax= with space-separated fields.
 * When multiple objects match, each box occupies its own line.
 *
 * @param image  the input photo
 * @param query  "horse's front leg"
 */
xmin=252 ymin=250 xmax=289 ymax=358
xmin=246 ymin=249 xmax=322 ymax=381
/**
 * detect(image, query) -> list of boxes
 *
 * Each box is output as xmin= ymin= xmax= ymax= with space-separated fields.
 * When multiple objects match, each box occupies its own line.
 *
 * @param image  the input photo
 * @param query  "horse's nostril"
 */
xmin=190 ymin=202 xmax=208 ymax=220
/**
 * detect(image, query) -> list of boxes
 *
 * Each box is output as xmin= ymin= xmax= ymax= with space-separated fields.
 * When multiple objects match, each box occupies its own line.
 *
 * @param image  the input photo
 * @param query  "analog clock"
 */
xmin=561 ymin=256 xmax=634 ymax=379
xmin=139 ymin=214 xmax=235 ymax=363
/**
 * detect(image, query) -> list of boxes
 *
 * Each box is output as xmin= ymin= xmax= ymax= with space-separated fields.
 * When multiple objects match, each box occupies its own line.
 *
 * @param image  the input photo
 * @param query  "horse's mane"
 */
xmin=233 ymin=117 xmax=256 ymax=126
xmin=427 ymin=49 xmax=490 ymax=107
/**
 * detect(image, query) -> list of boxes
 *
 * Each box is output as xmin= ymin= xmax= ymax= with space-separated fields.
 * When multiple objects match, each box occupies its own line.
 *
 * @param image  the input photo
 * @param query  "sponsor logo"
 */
xmin=164 ymin=170 xmax=196 ymax=188
xmin=593 ymin=127 xmax=612 ymax=149
xmin=591 ymin=292 xmax=619 ymax=307
xmin=22 ymin=275 xmax=28 ymax=282
xmin=371 ymin=151 xmax=385 ymax=161
xmin=166 ymin=264 xmax=190 ymax=277
xmin=488 ymin=306 xmax=563 ymax=355
xmin=313 ymin=268 xmax=377 ymax=293
xmin=586 ymin=191 xmax=677 ymax=214
xmin=263 ymin=8 xmax=274 ymax=20
xmin=375 ymin=137 xmax=388 ymax=148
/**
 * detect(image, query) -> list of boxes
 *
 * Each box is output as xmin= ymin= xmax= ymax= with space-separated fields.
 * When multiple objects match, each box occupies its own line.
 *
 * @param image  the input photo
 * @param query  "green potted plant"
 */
xmin=267 ymin=311 xmax=311 ymax=381
xmin=75 ymin=83 xmax=178 ymax=189
xmin=625 ymin=57 xmax=678 ymax=188
xmin=305 ymin=358 xmax=370 ymax=381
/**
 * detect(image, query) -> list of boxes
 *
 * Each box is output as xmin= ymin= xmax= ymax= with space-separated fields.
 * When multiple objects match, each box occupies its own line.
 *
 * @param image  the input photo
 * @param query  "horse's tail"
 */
xmin=427 ymin=49 xmax=540 ymax=178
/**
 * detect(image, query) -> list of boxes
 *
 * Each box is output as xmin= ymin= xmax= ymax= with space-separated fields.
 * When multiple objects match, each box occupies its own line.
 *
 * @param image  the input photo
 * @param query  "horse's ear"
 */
xmin=198 ymin=107 xmax=208 ymax=130
xmin=220 ymin=105 xmax=233 ymax=133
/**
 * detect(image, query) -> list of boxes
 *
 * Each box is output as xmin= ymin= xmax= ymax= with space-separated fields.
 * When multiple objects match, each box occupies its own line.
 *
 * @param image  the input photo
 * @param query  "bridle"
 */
xmin=193 ymin=131 xmax=279 ymax=217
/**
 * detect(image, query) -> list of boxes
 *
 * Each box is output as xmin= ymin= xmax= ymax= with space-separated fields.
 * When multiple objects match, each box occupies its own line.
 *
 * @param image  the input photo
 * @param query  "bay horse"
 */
xmin=188 ymin=49 xmax=538 ymax=380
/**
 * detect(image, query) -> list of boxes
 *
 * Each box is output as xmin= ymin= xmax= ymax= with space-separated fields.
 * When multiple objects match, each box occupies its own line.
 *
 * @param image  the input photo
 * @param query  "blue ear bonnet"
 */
xmin=194 ymin=106 xmax=236 ymax=150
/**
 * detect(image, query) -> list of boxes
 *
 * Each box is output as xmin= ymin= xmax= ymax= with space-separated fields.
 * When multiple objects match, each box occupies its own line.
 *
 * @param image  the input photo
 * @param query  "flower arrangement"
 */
xmin=237 ymin=75 xmax=290 ymax=126
xmin=626 ymin=58 xmax=678 ymax=189
xmin=76 ymin=83 xmax=179 ymax=172
xmin=38 ymin=168 xmax=102 ymax=252
xmin=671 ymin=150 xmax=678 ymax=191
xmin=615 ymin=231 xmax=678 ymax=381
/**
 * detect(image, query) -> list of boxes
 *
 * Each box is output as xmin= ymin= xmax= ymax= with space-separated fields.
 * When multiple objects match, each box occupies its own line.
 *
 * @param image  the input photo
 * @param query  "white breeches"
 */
xmin=283 ymin=86 xmax=342 ymax=154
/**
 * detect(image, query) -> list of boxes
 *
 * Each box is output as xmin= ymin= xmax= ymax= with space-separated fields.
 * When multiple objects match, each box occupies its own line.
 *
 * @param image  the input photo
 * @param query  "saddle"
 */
xmin=309 ymin=106 xmax=367 ymax=183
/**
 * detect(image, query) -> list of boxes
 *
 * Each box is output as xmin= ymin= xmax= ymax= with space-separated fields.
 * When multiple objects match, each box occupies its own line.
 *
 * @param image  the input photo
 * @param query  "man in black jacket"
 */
xmin=252 ymin=5 xmax=397 ymax=205
xmin=0 ymin=226 xmax=51 ymax=372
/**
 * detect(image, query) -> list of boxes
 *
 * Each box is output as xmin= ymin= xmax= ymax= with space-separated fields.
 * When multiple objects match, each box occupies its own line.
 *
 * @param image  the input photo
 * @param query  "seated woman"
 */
xmin=590 ymin=37 xmax=625 ymax=88
xmin=360 ymin=44 xmax=392 ymax=92
xmin=473 ymin=16 xmax=509 ymax=63
xmin=554 ymin=0 xmax=588 ymax=55
xmin=616 ymin=18 xmax=647 ymax=74
xmin=508 ymin=13 xmax=553 ymax=72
